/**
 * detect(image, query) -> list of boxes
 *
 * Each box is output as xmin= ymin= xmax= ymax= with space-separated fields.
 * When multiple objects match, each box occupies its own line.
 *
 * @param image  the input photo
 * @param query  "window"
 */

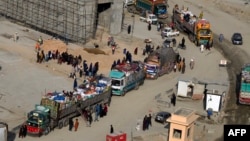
xmin=187 ymin=127 xmax=190 ymax=137
xmin=173 ymin=129 xmax=182 ymax=139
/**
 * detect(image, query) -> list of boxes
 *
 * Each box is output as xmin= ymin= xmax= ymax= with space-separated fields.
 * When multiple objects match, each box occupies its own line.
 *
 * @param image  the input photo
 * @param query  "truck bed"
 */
xmin=41 ymin=87 xmax=111 ymax=119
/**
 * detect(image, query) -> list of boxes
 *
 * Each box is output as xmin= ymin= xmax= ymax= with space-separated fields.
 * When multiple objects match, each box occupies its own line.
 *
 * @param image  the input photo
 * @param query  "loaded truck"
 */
xmin=172 ymin=4 xmax=213 ymax=47
xmin=109 ymin=61 xmax=145 ymax=96
xmin=144 ymin=47 xmax=177 ymax=79
xmin=239 ymin=64 xmax=250 ymax=105
xmin=0 ymin=122 xmax=8 ymax=141
xmin=127 ymin=0 xmax=168 ymax=19
xmin=26 ymin=76 xmax=112 ymax=136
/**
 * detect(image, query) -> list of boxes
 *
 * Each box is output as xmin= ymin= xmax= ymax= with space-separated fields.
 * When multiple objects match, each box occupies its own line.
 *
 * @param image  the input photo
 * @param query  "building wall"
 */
xmin=0 ymin=0 xmax=123 ymax=43
xmin=0 ymin=0 xmax=96 ymax=44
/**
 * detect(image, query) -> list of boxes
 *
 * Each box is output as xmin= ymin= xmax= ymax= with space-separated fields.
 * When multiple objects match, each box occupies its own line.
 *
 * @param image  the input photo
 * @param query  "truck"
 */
xmin=144 ymin=47 xmax=177 ymax=79
xmin=0 ymin=122 xmax=8 ymax=141
xmin=239 ymin=64 xmax=250 ymax=105
xmin=25 ymin=76 xmax=112 ymax=136
xmin=139 ymin=12 xmax=158 ymax=25
xmin=162 ymin=27 xmax=180 ymax=37
xmin=109 ymin=61 xmax=145 ymax=96
xmin=172 ymin=4 xmax=213 ymax=47
xmin=124 ymin=0 xmax=135 ymax=8
xmin=127 ymin=0 xmax=168 ymax=19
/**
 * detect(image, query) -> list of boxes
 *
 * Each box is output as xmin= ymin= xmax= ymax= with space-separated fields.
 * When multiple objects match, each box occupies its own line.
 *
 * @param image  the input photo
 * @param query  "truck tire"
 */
xmin=58 ymin=121 xmax=63 ymax=129
xmin=63 ymin=118 xmax=69 ymax=127
xmin=134 ymin=83 xmax=139 ymax=90
xmin=195 ymin=40 xmax=199 ymax=46
xmin=43 ymin=127 xmax=50 ymax=135
xmin=121 ymin=90 xmax=126 ymax=96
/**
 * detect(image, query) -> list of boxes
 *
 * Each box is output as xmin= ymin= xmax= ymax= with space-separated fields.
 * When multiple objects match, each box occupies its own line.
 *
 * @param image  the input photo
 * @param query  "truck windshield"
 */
xmin=146 ymin=65 xmax=157 ymax=71
xmin=26 ymin=121 xmax=38 ymax=127
xmin=199 ymin=29 xmax=211 ymax=36
xmin=28 ymin=112 xmax=45 ymax=123
xmin=149 ymin=15 xmax=157 ymax=20
xmin=157 ymin=5 xmax=167 ymax=14
xmin=111 ymin=79 xmax=122 ymax=86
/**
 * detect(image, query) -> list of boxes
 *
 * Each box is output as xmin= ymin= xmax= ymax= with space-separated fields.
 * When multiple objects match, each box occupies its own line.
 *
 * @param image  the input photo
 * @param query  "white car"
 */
xmin=162 ymin=27 xmax=180 ymax=37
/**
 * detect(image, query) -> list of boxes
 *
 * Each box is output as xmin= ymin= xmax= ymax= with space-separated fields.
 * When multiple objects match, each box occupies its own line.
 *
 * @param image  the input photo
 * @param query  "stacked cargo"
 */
xmin=40 ymin=77 xmax=111 ymax=118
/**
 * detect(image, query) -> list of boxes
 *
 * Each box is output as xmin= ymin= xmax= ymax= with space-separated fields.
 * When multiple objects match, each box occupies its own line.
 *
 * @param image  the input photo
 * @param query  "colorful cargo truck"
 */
xmin=109 ymin=61 xmax=145 ymax=96
xmin=128 ymin=0 xmax=168 ymax=19
xmin=172 ymin=4 xmax=213 ymax=46
xmin=239 ymin=64 xmax=250 ymax=105
xmin=26 ymin=76 xmax=112 ymax=136
xmin=144 ymin=47 xmax=177 ymax=79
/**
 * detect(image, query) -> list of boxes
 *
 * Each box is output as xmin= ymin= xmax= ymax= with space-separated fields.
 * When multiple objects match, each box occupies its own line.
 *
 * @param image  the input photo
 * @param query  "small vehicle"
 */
xmin=154 ymin=111 xmax=171 ymax=124
xmin=163 ymin=38 xmax=176 ymax=48
xmin=162 ymin=27 xmax=179 ymax=37
xmin=231 ymin=33 xmax=243 ymax=45
xmin=140 ymin=12 xmax=158 ymax=25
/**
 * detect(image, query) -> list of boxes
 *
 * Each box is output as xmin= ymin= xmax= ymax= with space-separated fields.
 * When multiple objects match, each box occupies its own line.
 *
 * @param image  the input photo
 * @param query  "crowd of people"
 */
xmin=68 ymin=103 xmax=109 ymax=131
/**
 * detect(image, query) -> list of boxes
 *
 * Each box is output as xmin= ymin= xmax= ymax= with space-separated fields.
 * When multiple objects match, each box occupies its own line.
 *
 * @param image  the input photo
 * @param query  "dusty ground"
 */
xmin=0 ymin=0 xmax=250 ymax=141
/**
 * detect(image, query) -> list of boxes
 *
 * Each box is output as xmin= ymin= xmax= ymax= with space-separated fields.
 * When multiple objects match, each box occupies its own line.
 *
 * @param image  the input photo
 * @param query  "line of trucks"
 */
xmin=8 ymin=2 xmax=217 ymax=138
xmin=23 ymin=46 xmax=178 ymax=137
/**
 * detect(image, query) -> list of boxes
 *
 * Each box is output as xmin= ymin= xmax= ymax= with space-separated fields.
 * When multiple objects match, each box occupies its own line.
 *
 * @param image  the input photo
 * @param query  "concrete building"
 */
xmin=167 ymin=108 xmax=199 ymax=141
xmin=0 ymin=0 xmax=123 ymax=44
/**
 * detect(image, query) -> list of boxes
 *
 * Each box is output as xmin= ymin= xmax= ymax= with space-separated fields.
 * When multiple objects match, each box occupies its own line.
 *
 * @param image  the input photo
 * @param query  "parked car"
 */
xmin=162 ymin=27 xmax=179 ymax=37
xmin=231 ymin=33 xmax=243 ymax=45
xmin=163 ymin=38 xmax=176 ymax=48
xmin=154 ymin=111 xmax=171 ymax=124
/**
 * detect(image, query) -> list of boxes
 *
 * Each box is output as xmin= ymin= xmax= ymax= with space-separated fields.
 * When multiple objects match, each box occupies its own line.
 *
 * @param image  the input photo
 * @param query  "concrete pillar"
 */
xmin=109 ymin=1 xmax=123 ymax=35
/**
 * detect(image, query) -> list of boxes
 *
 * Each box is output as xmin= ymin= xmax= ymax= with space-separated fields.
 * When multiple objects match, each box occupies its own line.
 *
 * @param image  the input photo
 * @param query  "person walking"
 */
xmin=134 ymin=47 xmax=138 ymax=55
xmin=110 ymin=125 xmax=114 ymax=133
xmin=87 ymin=111 xmax=93 ymax=127
xmin=74 ymin=118 xmax=79 ymax=131
xmin=148 ymin=22 xmax=151 ymax=31
xmin=19 ymin=125 xmax=24 ymax=138
xmin=219 ymin=34 xmax=224 ymax=42
xmin=94 ymin=104 xmax=100 ymax=122
xmin=200 ymin=44 xmax=204 ymax=53
xmin=190 ymin=58 xmax=195 ymax=70
xmin=23 ymin=124 xmax=27 ymax=138
xmin=171 ymin=93 xmax=176 ymax=106
xmin=148 ymin=114 xmax=152 ymax=127
xmin=69 ymin=118 xmax=74 ymax=131
xmin=112 ymin=46 xmax=115 ymax=54
xmin=13 ymin=32 xmax=18 ymax=42
xmin=181 ymin=37 xmax=185 ymax=48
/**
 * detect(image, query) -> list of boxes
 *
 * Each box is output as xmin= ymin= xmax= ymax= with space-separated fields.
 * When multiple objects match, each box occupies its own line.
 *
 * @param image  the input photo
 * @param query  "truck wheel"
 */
xmin=155 ymin=75 xmax=158 ymax=80
xmin=58 ymin=121 xmax=63 ymax=129
xmin=121 ymin=90 xmax=126 ymax=96
xmin=134 ymin=83 xmax=139 ymax=90
xmin=43 ymin=127 xmax=50 ymax=135
xmin=64 ymin=118 xmax=69 ymax=127
xmin=195 ymin=40 xmax=199 ymax=47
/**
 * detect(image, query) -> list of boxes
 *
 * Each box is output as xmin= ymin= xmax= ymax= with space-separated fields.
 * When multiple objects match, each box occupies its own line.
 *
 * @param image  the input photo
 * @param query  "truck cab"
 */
xmin=140 ymin=11 xmax=158 ymax=25
xmin=145 ymin=63 xmax=159 ymax=79
xmin=110 ymin=71 xmax=126 ymax=96
xmin=26 ymin=105 xmax=50 ymax=136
